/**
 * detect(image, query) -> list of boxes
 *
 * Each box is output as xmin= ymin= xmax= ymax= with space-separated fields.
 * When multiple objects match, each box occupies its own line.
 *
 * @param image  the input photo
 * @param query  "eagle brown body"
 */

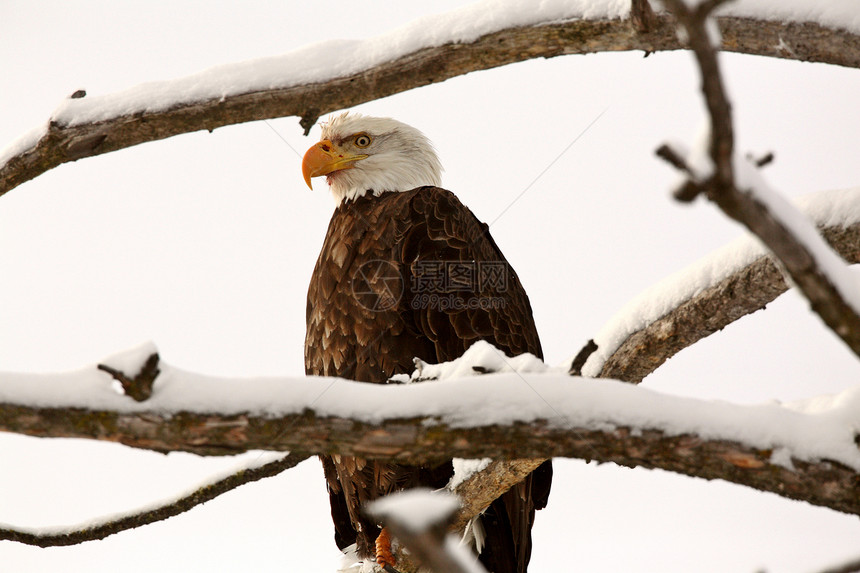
xmin=305 ymin=186 xmax=551 ymax=572
xmin=302 ymin=113 xmax=550 ymax=572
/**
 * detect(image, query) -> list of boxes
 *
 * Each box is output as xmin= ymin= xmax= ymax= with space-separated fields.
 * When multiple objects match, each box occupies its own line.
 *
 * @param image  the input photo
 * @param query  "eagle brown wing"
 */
xmin=305 ymin=186 xmax=550 ymax=573
xmin=399 ymin=187 xmax=552 ymax=573
xmin=400 ymin=186 xmax=543 ymax=361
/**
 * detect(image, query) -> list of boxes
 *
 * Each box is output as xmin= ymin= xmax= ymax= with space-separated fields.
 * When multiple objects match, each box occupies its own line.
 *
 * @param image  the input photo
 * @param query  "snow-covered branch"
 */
xmin=2 ymin=3 xmax=859 ymax=196
xmin=2 ymin=343 xmax=860 ymax=525
xmin=658 ymin=0 xmax=860 ymax=361
xmin=581 ymin=192 xmax=860 ymax=381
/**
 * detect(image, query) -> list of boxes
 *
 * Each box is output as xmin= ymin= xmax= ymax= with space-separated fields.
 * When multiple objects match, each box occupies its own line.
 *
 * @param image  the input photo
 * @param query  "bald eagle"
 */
xmin=302 ymin=112 xmax=551 ymax=573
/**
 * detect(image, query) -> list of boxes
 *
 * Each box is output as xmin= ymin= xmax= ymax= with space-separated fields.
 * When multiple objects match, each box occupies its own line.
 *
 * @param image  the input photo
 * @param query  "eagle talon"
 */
xmin=375 ymin=527 xmax=399 ymax=572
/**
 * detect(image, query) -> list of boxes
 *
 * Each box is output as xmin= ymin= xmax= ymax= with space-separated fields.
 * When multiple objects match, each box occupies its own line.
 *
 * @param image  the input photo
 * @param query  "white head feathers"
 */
xmin=318 ymin=112 xmax=443 ymax=204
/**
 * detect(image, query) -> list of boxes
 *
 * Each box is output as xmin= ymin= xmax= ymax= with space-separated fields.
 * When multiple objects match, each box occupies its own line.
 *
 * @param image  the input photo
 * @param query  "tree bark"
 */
xmin=1 ymin=395 xmax=858 ymax=519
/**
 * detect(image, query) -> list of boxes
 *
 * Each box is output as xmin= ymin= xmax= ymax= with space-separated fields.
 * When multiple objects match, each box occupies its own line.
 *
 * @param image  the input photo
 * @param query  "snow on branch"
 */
xmin=658 ymin=0 xmax=860 ymax=361
xmin=2 ymin=342 xmax=860 ymax=528
xmin=2 ymin=2 xmax=860 ymax=196
xmin=581 ymin=190 xmax=860 ymax=382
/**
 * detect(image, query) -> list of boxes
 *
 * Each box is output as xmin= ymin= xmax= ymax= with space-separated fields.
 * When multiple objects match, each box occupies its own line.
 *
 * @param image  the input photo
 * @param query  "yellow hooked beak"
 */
xmin=301 ymin=140 xmax=368 ymax=189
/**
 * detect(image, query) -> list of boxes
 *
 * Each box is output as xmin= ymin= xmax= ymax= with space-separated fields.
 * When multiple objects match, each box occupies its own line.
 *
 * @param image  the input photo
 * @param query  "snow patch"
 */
xmin=0 ymin=123 xmax=47 ymax=168
xmin=338 ymin=545 xmax=375 ymax=573
xmin=414 ymin=340 xmax=549 ymax=381
xmin=449 ymin=458 xmax=493 ymax=490
xmin=720 ymin=0 xmax=860 ymax=35
xmin=367 ymin=488 xmax=460 ymax=534
xmin=769 ymin=447 xmax=795 ymax=470
xmin=99 ymin=341 xmax=159 ymax=378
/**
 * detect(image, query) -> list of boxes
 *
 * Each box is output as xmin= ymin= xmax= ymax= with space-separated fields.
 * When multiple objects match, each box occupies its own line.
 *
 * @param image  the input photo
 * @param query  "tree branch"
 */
xmin=0 ymin=451 xmax=309 ymax=547
xmin=660 ymin=0 xmax=860 ymax=361
xmin=598 ymin=222 xmax=860 ymax=382
xmin=815 ymin=555 xmax=860 ymax=573
xmin=2 ymin=366 xmax=859 ymax=523
xmin=449 ymin=459 xmax=546 ymax=533
xmin=2 ymin=3 xmax=860 ymax=558
xmin=2 ymin=12 xmax=859 ymax=197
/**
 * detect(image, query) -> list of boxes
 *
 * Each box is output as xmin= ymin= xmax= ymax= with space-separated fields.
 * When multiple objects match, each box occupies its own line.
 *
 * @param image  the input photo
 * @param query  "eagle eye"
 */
xmin=353 ymin=133 xmax=372 ymax=148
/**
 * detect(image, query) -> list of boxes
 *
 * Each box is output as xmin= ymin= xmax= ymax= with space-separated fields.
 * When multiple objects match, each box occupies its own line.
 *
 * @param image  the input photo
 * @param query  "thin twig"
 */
xmin=660 ymin=0 xmax=860 ymax=360
xmin=97 ymin=352 xmax=160 ymax=402
xmin=0 ymin=451 xmax=310 ymax=547
xmin=630 ymin=0 xmax=658 ymax=33
xmin=569 ymin=339 xmax=598 ymax=375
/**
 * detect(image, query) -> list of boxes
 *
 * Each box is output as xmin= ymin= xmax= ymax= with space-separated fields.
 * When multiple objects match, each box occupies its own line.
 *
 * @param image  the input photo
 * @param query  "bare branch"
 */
xmin=449 ymin=459 xmax=545 ymax=533
xmin=2 ymin=13 xmax=859 ymax=197
xmin=630 ymin=0 xmax=658 ymax=34
xmin=655 ymin=143 xmax=694 ymax=176
xmin=0 ymin=451 xmax=309 ymax=547
xmin=748 ymin=151 xmax=775 ymax=168
xmin=569 ymin=339 xmax=599 ymax=376
xmin=97 ymin=351 xmax=160 ymax=402
xmin=660 ymin=0 xmax=860 ymax=360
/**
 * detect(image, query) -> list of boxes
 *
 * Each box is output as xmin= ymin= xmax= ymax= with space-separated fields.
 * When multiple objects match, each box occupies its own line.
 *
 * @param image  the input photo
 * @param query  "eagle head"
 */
xmin=302 ymin=112 xmax=443 ymax=203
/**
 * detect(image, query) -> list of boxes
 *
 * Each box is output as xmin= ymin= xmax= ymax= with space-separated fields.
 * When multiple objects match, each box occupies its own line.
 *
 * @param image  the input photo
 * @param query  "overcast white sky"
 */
xmin=2 ymin=1 xmax=860 ymax=571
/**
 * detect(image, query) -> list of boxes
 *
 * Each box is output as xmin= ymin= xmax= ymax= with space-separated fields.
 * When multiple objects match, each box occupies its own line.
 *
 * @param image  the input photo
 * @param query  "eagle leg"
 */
xmin=375 ymin=527 xmax=400 ymax=572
